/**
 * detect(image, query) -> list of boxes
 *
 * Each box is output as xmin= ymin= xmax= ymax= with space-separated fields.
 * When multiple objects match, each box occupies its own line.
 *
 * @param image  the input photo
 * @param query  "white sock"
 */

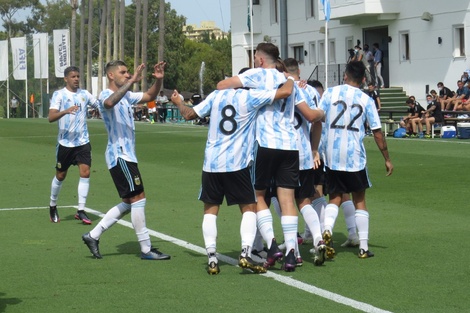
xmin=252 ymin=230 xmax=264 ymax=251
xmin=203 ymin=214 xmax=218 ymax=254
xmin=341 ymin=200 xmax=357 ymax=239
xmin=256 ymin=209 xmax=275 ymax=249
xmin=130 ymin=198 xmax=151 ymax=254
xmin=271 ymin=197 xmax=282 ymax=218
xmin=312 ymin=196 xmax=327 ymax=232
xmin=323 ymin=203 xmax=339 ymax=234
xmin=355 ymin=210 xmax=370 ymax=251
xmin=240 ymin=211 xmax=256 ymax=257
xmin=78 ymin=177 xmax=90 ymax=211
xmin=281 ymin=215 xmax=298 ymax=253
xmin=90 ymin=202 xmax=131 ymax=239
xmin=300 ymin=204 xmax=322 ymax=247
xmin=50 ymin=176 xmax=63 ymax=207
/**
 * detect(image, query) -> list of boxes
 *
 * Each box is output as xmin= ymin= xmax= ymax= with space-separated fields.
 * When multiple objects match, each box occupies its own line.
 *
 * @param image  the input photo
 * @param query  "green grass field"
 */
xmin=0 ymin=118 xmax=469 ymax=313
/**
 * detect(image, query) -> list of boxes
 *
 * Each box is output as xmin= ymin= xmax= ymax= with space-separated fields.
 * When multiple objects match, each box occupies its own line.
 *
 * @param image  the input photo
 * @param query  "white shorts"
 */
xmin=148 ymin=107 xmax=156 ymax=113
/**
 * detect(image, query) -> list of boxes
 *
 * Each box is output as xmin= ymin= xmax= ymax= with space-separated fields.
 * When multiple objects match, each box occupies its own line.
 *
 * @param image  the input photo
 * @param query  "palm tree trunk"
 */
xmin=113 ymin=0 xmax=119 ymax=60
xmin=133 ymin=0 xmax=141 ymax=91
xmin=141 ymin=0 xmax=148 ymax=90
xmin=98 ymin=0 xmax=107 ymax=94
xmin=70 ymin=0 xmax=78 ymax=66
xmin=86 ymin=0 xmax=93 ymax=91
xmin=79 ymin=0 xmax=86 ymax=87
xmin=119 ymin=0 xmax=125 ymax=60
xmin=106 ymin=0 xmax=112 ymax=63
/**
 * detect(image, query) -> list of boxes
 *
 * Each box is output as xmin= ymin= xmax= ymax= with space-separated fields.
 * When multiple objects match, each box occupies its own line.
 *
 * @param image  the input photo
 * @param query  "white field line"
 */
xmin=1 ymin=206 xmax=393 ymax=313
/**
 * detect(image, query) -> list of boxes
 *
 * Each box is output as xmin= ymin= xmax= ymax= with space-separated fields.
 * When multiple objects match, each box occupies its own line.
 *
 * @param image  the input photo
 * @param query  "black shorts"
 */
xmin=325 ymin=167 xmax=371 ymax=195
xmin=313 ymin=159 xmax=326 ymax=186
xmin=254 ymin=145 xmax=299 ymax=190
xmin=55 ymin=143 xmax=91 ymax=172
xmin=199 ymin=167 xmax=256 ymax=206
xmin=295 ymin=169 xmax=316 ymax=199
xmin=109 ymin=158 xmax=144 ymax=199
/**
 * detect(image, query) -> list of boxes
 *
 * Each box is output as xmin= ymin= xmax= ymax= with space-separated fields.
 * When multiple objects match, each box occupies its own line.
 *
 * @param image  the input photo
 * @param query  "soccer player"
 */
xmin=277 ymin=58 xmax=326 ymax=266
xmin=217 ymin=43 xmax=323 ymax=272
xmin=48 ymin=66 xmax=99 ymax=224
xmin=318 ymin=61 xmax=393 ymax=259
xmin=170 ymin=69 xmax=296 ymax=275
xmin=81 ymin=60 xmax=170 ymax=261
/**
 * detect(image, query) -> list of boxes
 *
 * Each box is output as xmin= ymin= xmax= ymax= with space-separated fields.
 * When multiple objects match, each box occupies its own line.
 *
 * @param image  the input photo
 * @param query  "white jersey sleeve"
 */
xmin=99 ymin=89 xmax=143 ymax=169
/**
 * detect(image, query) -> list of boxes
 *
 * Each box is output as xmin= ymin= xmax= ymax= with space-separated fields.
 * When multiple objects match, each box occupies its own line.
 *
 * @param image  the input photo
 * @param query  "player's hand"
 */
xmin=298 ymin=79 xmax=307 ymax=89
xmin=130 ymin=64 xmax=145 ymax=83
xmin=171 ymin=90 xmax=182 ymax=105
xmin=312 ymin=151 xmax=321 ymax=170
xmin=385 ymin=160 xmax=393 ymax=176
xmin=153 ymin=61 xmax=166 ymax=80
xmin=66 ymin=106 xmax=79 ymax=115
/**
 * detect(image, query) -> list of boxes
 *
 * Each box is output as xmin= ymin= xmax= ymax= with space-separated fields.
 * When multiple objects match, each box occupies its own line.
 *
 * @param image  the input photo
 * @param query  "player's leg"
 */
xmin=340 ymin=193 xmax=359 ymax=247
xmin=74 ymin=143 xmax=93 ymax=224
xmin=352 ymin=190 xmax=374 ymax=258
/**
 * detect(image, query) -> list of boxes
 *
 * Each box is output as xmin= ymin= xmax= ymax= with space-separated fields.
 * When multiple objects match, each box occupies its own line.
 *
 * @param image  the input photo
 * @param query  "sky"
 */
xmin=8 ymin=1 xmax=231 ymax=33
xmin=167 ymin=0 xmax=231 ymax=32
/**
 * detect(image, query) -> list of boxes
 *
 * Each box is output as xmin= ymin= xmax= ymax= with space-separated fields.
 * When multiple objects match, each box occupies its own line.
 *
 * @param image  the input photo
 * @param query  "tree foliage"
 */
xmin=0 ymin=0 xmax=232 ymax=116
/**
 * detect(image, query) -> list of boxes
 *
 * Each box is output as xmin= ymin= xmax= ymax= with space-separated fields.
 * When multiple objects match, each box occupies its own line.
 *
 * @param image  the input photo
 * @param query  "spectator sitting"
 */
xmin=419 ymin=94 xmax=444 ymax=138
xmin=441 ymin=80 xmax=466 ymax=111
xmin=400 ymin=96 xmax=425 ymax=138
xmin=448 ymin=80 xmax=470 ymax=111
xmin=461 ymin=71 xmax=469 ymax=84
xmin=437 ymin=82 xmax=454 ymax=107
xmin=430 ymin=89 xmax=439 ymax=102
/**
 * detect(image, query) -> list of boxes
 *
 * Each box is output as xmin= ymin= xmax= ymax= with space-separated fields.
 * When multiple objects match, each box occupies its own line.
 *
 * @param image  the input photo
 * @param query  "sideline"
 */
xmin=1 ymin=206 xmax=393 ymax=313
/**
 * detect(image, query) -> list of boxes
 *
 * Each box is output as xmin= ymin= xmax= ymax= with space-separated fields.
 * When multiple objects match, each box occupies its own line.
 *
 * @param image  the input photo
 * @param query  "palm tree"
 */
xmin=141 ymin=0 xmax=148 ymax=90
xmin=133 ymin=0 xmax=141 ymax=91
xmin=70 ymin=0 xmax=79 ymax=66
xmin=86 ymin=0 xmax=93 ymax=91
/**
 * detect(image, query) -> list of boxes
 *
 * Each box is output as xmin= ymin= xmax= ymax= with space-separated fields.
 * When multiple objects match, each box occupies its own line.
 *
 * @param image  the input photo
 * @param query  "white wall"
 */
xmin=231 ymin=0 xmax=470 ymax=103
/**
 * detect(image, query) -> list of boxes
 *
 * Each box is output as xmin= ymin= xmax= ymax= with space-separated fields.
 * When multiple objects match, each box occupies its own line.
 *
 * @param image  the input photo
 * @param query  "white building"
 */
xmin=230 ymin=0 xmax=469 ymax=102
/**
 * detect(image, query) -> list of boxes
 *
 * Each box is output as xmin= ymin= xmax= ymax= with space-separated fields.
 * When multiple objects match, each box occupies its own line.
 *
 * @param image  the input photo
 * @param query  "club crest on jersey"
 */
xmin=134 ymin=176 xmax=141 ymax=185
xmin=56 ymin=162 xmax=62 ymax=169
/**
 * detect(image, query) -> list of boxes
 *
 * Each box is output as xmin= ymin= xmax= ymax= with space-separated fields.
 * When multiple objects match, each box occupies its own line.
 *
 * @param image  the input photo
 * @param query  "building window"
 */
xmin=345 ymin=36 xmax=353 ymax=61
xmin=319 ymin=40 xmax=325 ymax=64
xmin=328 ymin=40 xmax=336 ymax=64
xmin=309 ymin=42 xmax=317 ymax=64
xmin=400 ymin=31 xmax=410 ymax=61
xmin=271 ymin=0 xmax=278 ymax=24
xmin=253 ymin=0 xmax=260 ymax=4
xmin=306 ymin=0 xmax=315 ymax=19
xmin=453 ymin=25 xmax=465 ymax=57
xmin=293 ymin=45 xmax=305 ymax=64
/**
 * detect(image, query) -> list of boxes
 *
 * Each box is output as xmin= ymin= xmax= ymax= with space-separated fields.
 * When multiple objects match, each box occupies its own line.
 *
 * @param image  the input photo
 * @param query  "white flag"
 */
xmin=33 ymin=33 xmax=49 ymax=79
xmin=0 ymin=40 xmax=8 ymax=81
xmin=53 ymin=29 xmax=70 ymax=78
xmin=10 ymin=37 xmax=27 ymax=80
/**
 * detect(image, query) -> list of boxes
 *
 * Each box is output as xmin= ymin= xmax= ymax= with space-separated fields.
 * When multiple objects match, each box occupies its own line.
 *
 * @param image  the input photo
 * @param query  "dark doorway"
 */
xmin=364 ymin=27 xmax=389 ymax=88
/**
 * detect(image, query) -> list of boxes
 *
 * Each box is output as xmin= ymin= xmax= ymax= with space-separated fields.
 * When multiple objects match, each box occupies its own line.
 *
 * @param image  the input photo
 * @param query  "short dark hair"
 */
xmin=255 ymin=42 xmax=280 ymax=62
xmin=238 ymin=67 xmax=251 ymax=75
xmin=345 ymin=61 xmax=366 ymax=85
xmin=437 ymin=82 xmax=444 ymax=87
xmin=284 ymin=58 xmax=299 ymax=74
xmin=307 ymin=80 xmax=324 ymax=89
xmin=64 ymin=66 xmax=79 ymax=77
xmin=105 ymin=60 xmax=127 ymax=74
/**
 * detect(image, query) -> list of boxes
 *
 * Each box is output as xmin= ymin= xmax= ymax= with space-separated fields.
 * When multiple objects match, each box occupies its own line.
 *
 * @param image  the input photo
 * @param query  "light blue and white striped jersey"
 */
xmin=194 ymin=88 xmax=276 ymax=173
xmin=99 ymin=89 xmax=143 ymax=169
xmin=318 ymin=84 xmax=381 ymax=172
xmin=295 ymin=84 xmax=321 ymax=170
xmin=238 ymin=68 xmax=299 ymax=151
xmin=49 ymin=88 xmax=99 ymax=147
